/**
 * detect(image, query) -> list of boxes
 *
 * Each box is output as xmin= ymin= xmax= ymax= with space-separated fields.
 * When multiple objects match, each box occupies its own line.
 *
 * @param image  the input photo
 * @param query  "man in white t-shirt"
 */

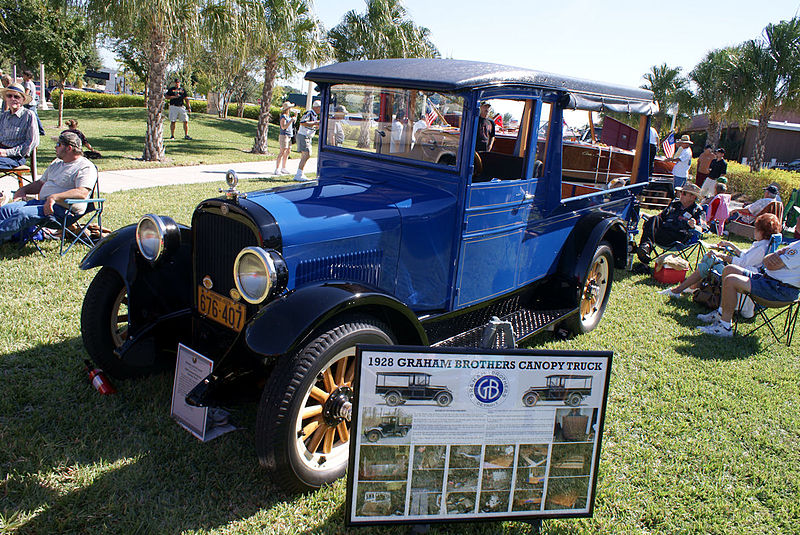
xmin=727 ymin=184 xmax=780 ymax=224
xmin=648 ymin=125 xmax=658 ymax=175
xmin=21 ymin=70 xmax=38 ymax=110
xmin=0 ymin=132 xmax=96 ymax=244
xmin=667 ymin=134 xmax=693 ymax=187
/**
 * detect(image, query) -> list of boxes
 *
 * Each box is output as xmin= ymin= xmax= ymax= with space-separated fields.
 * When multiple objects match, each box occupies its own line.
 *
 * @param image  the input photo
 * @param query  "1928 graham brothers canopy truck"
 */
xmin=79 ymin=59 xmax=656 ymax=493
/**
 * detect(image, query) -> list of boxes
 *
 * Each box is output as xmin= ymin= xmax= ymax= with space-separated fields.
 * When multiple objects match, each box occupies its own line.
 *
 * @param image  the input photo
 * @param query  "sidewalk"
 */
xmin=99 ymin=157 xmax=318 ymax=193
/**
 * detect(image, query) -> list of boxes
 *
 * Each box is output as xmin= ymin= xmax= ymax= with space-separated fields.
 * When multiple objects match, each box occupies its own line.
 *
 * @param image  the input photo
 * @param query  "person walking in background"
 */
xmin=21 ymin=71 xmax=38 ymax=111
xmin=476 ymin=101 xmax=495 ymax=152
xmin=165 ymin=79 xmax=191 ymax=140
xmin=695 ymin=145 xmax=714 ymax=186
xmin=667 ymin=134 xmax=693 ymax=188
xmin=648 ymin=125 xmax=659 ymax=176
xmin=294 ymin=100 xmax=320 ymax=182
xmin=274 ymin=102 xmax=295 ymax=175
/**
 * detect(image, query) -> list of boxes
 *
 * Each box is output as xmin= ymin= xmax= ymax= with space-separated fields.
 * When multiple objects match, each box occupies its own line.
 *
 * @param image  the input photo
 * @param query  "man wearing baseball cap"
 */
xmin=727 ymin=184 xmax=781 ymax=225
xmin=0 ymin=82 xmax=39 ymax=169
xmin=637 ymin=182 xmax=706 ymax=264
xmin=0 ymin=131 xmax=96 ymax=244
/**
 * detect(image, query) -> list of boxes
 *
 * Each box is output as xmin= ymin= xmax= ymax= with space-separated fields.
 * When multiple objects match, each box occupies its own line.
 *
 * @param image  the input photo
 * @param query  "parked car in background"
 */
xmin=79 ymin=58 xmax=657 ymax=494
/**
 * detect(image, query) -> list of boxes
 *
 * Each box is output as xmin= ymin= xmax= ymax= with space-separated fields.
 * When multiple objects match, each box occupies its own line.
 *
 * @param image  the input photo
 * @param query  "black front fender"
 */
xmin=245 ymin=282 xmax=427 ymax=358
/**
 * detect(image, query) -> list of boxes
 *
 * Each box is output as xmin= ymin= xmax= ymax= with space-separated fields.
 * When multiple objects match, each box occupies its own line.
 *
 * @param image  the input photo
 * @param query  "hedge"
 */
xmin=692 ymin=160 xmax=800 ymax=202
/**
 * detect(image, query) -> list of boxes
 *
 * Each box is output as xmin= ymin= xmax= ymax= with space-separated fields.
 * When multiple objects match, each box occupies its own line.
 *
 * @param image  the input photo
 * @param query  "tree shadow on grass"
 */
xmin=0 ymin=338 xmax=296 ymax=534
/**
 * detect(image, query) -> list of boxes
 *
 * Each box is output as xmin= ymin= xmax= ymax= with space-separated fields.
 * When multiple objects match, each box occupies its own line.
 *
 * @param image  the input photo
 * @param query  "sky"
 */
xmin=312 ymin=0 xmax=800 ymax=89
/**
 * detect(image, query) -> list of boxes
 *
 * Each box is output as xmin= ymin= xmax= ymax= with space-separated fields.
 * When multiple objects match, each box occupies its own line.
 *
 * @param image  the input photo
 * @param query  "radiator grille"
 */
xmin=193 ymin=210 xmax=260 ymax=299
xmin=296 ymin=249 xmax=382 ymax=287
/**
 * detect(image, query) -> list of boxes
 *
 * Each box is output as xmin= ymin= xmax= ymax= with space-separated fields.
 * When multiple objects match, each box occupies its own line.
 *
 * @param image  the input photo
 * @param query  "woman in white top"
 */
xmin=658 ymin=213 xmax=782 ymax=302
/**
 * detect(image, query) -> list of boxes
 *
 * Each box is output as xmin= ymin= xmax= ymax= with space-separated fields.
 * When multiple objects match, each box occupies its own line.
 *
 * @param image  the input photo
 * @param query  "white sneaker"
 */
xmin=697 ymin=323 xmax=733 ymax=337
xmin=697 ymin=310 xmax=721 ymax=323
xmin=273 ymin=169 xmax=281 ymax=175
xmin=294 ymin=172 xmax=310 ymax=182
xmin=280 ymin=168 xmax=290 ymax=174
xmin=657 ymin=288 xmax=682 ymax=299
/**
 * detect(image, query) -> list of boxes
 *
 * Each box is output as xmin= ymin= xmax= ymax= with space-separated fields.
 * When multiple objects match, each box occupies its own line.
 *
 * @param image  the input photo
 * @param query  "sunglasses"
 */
xmin=4 ymin=93 xmax=23 ymax=100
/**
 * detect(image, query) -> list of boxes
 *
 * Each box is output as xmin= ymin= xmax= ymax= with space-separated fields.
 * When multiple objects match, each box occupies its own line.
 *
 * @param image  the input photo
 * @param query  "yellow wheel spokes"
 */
xmin=299 ymin=353 xmax=354 ymax=457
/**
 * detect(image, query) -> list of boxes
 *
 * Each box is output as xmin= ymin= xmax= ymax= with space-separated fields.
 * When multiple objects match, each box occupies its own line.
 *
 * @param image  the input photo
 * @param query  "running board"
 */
xmin=433 ymin=307 xmax=578 ymax=349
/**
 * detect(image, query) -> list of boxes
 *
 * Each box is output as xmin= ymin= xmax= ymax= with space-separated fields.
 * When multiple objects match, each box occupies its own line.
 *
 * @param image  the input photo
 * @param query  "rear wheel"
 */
xmin=435 ymin=392 xmax=453 ymax=407
xmin=256 ymin=315 xmax=395 ymax=493
xmin=523 ymin=392 xmax=539 ymax=407
xmin=566 ymin=392 xmax=583 ymax=406
xmin=384 ymin=391 xmax=402 ymax=406
xmin=565 ymin=242 xmax=614 ymax=335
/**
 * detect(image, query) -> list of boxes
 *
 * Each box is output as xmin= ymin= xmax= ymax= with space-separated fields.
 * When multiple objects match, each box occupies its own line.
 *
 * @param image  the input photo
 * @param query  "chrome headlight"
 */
xmin=233 ymin=247 xmax=287 ymax=304
xmin=136 ymin=214 xmax=179 ymax=264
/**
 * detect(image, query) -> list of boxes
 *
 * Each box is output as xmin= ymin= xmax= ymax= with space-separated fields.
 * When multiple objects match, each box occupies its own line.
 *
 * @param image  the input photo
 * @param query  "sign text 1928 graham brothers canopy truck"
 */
xmin=79 ymin=59 xmax=657 ymax=493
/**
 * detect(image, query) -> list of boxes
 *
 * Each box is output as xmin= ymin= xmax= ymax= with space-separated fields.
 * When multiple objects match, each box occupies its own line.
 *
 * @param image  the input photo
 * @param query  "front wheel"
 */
xmin=435 ymin=392 xmax=453 ymax=407
xmin=366 ymin=430 xmax=381 ymax=443
xmin=564 ymin=242 xmax=614 ymax=335
xmin=256 ymin=315 xmax=395 ymax=493
xmin=522 ymin=392 xmax=539 ymax=407
xmin=81 ymin=267 xmax=150 ymax=379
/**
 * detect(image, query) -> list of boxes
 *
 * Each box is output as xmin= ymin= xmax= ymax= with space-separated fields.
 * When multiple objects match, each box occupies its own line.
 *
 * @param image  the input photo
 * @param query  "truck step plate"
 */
xmin=433 ymin=307 xmax=576 ymax=349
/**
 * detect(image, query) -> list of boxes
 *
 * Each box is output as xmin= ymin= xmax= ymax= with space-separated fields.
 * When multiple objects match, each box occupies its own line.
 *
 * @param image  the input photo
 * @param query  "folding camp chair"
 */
xmin=0 ymin=147 xmax=37 ymax=188
xmin=22 ymin=173 xmax=105 ymax=256
xmin=734 ymin=294 xmax=800 ymax=346
xmin=651 ymin=228 xmax=707 ymax=270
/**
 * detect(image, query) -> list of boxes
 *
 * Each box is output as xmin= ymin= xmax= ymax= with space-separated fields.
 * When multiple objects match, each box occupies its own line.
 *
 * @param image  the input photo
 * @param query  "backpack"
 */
xmin=693 ymin=274 xmax=721 ymax=310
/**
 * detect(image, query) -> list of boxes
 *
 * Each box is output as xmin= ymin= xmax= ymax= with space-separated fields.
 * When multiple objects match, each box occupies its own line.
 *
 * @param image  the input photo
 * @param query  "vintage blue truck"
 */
xmin=79 ymin=58 xmax=656 ymax=493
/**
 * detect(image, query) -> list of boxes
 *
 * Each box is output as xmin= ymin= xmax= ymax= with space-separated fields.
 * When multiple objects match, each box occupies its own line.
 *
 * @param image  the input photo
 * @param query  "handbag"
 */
xmin=693 ymin=274 xmax=721 ymax=310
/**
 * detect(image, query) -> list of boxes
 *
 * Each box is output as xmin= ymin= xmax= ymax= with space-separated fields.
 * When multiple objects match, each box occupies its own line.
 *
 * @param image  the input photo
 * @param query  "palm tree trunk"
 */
xmin=751 ymin=110 xmax=771 ymax=171
xmin=252 ymin=57 xmax=278 ymax=154
xmin=142 ymin=32 xmax=168 ymax=161
xmin=706 ymin=119 xmax=722 ymax=149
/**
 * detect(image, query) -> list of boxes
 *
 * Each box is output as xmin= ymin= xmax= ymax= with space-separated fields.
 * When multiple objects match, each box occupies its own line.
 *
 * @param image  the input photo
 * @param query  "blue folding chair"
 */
xmin=23 ymin=174 xmax=105 ymax=256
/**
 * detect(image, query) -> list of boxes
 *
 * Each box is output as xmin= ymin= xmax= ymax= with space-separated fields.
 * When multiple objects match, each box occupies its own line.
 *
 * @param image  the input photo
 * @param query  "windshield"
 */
xmin=326 ymin=84 xmax=464 ymax=167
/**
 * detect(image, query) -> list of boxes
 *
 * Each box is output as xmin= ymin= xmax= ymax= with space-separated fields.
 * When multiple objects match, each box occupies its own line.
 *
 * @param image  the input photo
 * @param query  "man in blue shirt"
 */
xmin=0 ymin=83 xmax=39 ymax=169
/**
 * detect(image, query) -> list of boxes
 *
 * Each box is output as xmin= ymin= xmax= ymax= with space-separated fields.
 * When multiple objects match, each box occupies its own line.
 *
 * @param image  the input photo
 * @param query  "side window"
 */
xmin=472 ymin=98 xmax=536 ymax=183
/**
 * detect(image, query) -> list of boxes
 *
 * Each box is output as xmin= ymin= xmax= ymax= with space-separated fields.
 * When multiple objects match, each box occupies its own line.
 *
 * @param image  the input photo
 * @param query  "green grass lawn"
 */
xmin=1 ymin=185 xmax=799 ymax=534
xmin=35 ymin=108 xmax=298 ymax=171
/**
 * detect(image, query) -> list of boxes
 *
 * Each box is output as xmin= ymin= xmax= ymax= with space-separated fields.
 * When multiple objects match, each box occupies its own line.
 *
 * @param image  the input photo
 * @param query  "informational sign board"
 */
xmin=346 ymin=345 xmax=612 ymax=526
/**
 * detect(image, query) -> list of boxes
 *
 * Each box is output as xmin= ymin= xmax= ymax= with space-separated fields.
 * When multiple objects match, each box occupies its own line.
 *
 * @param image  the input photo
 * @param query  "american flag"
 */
xmin=662 ymin=132 xmax=675 ymax=158
xmin=424 ymin=101 xmax=437 ymax=126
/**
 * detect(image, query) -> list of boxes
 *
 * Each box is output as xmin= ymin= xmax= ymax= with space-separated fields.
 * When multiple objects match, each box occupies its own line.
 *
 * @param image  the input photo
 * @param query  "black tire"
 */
xmin=565 ymin=242 xmax=614 ymax=335
xmin=81 ymin=267 xmax=150 ymax=379
xmin=256 ymin=315 xmax=395 ymax=493
xmin=366 ymin=430 xmax=381 ymax=443
xmin=566 ymin=392 xmax=583 ymax=407
xmin=435 ymin=392 xmax=453 ymax=407
xmin=523 ymin=392 xmax=539 ymax=407
xmin=399 ymin=427 xmax=409 ymax=437
xmin=384 ymin=391 xmax=402 ymax=406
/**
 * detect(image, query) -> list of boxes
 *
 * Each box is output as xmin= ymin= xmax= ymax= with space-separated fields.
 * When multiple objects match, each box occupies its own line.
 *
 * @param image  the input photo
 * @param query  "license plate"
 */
xmin=197 ymin=286 xmax=246 ymax=332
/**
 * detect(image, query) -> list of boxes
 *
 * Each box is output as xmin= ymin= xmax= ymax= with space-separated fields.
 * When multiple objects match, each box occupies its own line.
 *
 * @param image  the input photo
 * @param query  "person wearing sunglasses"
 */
xmin=0 ymin=82 xmax=39 ymax=170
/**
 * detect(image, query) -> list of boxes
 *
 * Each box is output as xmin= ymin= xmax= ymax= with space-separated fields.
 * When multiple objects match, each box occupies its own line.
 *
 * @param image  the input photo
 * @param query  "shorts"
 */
xmin=745 ymin=269 xmax=800 ymax=302
xmin=696 ymin=255 xmax=725 ymax=278
xmin=296 ymin=132 xmax=311 ymax=154
xmin=169 ymin=105 xmax=188 ymax=122
xmin=279 ymin=133 xmax=291 ymax=149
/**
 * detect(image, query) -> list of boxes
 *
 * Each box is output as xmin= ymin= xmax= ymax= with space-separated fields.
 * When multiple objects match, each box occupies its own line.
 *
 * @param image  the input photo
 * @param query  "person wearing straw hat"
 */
xmin=0 ymin=82 xmax=39 ymax=170
xmin=636 ymin=182 xmax=705 ymax=264
xmin=667 ymin=134 xmax=694 ymax=188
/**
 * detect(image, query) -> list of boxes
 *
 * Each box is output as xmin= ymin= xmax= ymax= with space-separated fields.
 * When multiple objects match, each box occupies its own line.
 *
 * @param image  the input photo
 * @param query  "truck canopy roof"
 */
xmin=307 ymin=59 xmax=657 ymax=115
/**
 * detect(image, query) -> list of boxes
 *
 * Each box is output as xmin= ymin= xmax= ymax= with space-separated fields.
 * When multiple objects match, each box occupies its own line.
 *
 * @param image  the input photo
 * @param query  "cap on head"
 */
xmin=715 ymin=147 xmax=725 ymax=154
xmin=765 ymin=184 xmax=779 ymax=195
xmin=58 ymin=131 xmax=82 ymax=151
xmin=312 ymin=100 xmax=321 ymax=108
xmin=675 ymin=182 xmax=702 ymax=198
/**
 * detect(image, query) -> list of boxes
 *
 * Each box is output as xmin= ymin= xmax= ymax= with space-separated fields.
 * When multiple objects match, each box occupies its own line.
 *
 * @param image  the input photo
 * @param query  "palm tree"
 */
xmin=641 ymin=64 xmax=693 ymax=136
xmin=690 ymin=47 xmax=736 ymax=148
xmin=247 ymin=0 xmax=327 ymax=154
xmin=327 ymin=0 xmax=438 ymax=147
xmin=81 ymin=0 xmax=202 ymax=161
xmin=728 ymin=17 xmax=800 ymax=170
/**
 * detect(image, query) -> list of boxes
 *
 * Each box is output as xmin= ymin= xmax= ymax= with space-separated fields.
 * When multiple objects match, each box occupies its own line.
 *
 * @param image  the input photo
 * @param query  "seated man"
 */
xmin=728 ymin=184 xmax=780 ymax=225
xmin=0 ymin=132 xmax=96 ymax=244
xmin=0 ymin=82 xmax=39 ymax=169
xmin=697 ymin=239 xmax=800 ymax=337
xmin=637 ymin=182 xmax=706 ymax=264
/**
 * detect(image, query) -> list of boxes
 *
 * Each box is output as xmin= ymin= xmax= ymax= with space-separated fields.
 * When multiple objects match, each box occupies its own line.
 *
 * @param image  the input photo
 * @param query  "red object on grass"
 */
xmin=653 ymin=265 xmax=687 ymax=284
xmin=84 ymin=360 xmax=117 ymax=395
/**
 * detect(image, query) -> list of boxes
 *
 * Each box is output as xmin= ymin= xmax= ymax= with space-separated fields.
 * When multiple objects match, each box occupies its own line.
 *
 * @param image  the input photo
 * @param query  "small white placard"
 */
xmin=171 ymin=344 xmax=214 ymax=441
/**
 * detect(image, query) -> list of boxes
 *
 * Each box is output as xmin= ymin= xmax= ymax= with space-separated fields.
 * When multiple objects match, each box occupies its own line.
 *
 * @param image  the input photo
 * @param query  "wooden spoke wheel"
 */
xmin=565 ymin=242 xmax=614 ymax=335
xmin=256 ymin=315 xmax=394 ymax=493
